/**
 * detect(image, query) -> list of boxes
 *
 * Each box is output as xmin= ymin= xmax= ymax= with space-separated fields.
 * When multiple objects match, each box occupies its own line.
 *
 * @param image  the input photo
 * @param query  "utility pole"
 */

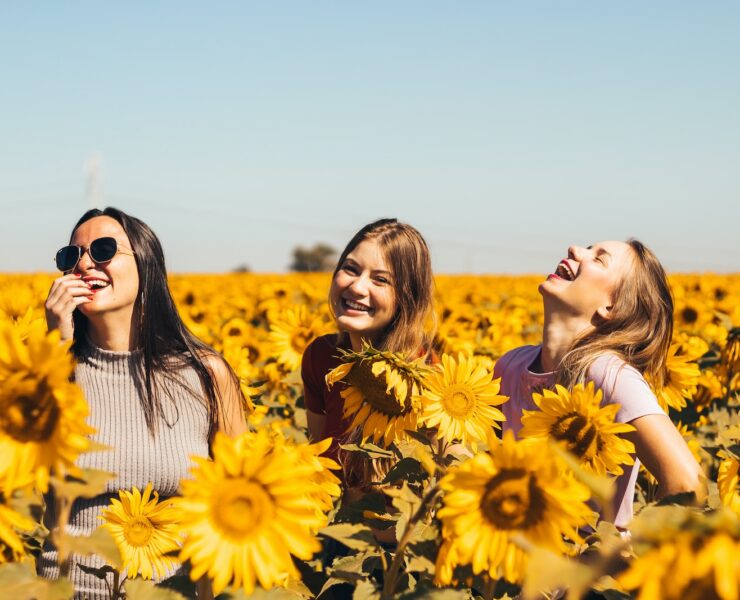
xmin=84 ymin=153 xmax=103 ymax=209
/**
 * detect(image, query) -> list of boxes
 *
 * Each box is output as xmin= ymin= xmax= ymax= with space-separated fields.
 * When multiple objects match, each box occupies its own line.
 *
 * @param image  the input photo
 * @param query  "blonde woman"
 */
xmin=493 ymin=240 xmax=704 ymax=529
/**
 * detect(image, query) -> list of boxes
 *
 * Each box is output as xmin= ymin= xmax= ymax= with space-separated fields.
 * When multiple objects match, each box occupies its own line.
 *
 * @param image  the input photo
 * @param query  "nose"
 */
xmin=568 ymin=245 xmax=586 ymax=261
xmin=75 ymin=247 xmax=95 ymax=272
xmin=348 ymin=274 xmax=370 ymax=296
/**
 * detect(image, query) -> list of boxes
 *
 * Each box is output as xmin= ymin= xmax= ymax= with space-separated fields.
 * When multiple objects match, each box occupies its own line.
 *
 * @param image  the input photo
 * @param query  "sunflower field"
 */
xmin=1 ymin=272 xmax=739 ymax=600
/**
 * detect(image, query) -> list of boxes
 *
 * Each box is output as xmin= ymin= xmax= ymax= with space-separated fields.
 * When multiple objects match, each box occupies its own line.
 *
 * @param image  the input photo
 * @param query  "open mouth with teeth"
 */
xmin=553 ymin=261 xmax=576 ymax=281
xmin=86 ymin=279 xmax=111 ymax=291
xmin=342 ymin=298 xmax=372 ymax=313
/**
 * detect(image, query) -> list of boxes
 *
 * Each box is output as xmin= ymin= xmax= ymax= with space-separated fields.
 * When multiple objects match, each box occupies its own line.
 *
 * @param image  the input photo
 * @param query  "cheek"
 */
xmin=378 ymin=289 xmax=397 ymax=315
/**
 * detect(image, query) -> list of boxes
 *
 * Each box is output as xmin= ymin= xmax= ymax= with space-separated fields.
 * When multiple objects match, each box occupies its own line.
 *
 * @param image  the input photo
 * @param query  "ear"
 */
xmin=596 ymin=305 xmax=613 ymax=321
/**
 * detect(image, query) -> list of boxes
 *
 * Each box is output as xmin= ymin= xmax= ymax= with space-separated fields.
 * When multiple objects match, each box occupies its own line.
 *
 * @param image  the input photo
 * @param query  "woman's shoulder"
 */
xmin=588 ymin=353 xmax=645 ymax=387
xmin=302 ymin=333 xmax=342 ymax=369
xmin=587 ymin=353 xmax=663 ymax=420
xmin=494 ymin=344 xmax=541 ymax=376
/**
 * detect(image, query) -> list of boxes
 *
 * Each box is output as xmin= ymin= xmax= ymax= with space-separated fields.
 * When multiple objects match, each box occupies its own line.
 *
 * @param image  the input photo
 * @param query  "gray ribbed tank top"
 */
xmin=38 ymin=345 xmax=210 ymax=599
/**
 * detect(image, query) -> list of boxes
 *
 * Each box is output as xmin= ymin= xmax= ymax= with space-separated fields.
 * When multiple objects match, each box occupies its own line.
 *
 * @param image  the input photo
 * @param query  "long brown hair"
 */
xmin=332 ymin=218 xmax=436 ymax=359
xmin=333 ymin=219 xmax=435 ymax=488
xmin=556 ymin=239 xmax=674 ymax=389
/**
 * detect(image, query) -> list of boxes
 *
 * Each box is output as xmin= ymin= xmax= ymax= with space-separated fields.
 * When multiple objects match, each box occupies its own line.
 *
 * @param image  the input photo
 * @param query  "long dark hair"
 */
xmin=70 ymin=207 xmax=227 ymax=438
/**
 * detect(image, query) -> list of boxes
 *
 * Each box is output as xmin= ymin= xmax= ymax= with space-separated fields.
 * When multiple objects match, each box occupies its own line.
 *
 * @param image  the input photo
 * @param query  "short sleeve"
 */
xmin=301 ymin=338 xmax=328 ymax=414
xmin=588 ymin=355 xmax=665 ymax=424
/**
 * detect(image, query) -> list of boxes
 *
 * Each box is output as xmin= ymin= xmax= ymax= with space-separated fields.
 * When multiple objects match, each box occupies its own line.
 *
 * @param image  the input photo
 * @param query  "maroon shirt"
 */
xmin=301 ymin=334 xmax=352 ymax=458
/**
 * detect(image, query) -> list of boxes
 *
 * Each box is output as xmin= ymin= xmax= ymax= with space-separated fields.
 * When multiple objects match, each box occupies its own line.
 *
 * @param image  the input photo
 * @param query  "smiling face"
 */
xmin=329 ymin=238 xmax=397 ymax=348
xmin=539 ymin=240 xmax=635 ymax=322
xmin=71 ymin=216 xmax=139 ymax=320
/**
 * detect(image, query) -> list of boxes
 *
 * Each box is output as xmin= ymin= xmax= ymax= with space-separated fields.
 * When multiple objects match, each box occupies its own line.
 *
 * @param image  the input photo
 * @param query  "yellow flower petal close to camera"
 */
xmin=435 ymin=431 xmax=595 ymax=585
xmin=619 ymin=507 xmax=740 ymax=600
xmin=420 ymin=353 xmax=508 ymax=449
xmin=520 ymin=382 xmax=636 ymax=476
xmin=100 ymin=483 xmax=181 ymax=580
xmin=178 ymin=430 xmax=338 ymax=595
xmin=0 ymin=321 xmax=94 ymax=494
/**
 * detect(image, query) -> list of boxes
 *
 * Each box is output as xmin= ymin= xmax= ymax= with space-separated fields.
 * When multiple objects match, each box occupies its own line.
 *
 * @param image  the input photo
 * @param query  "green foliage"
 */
xmin=289 ymin=243 xmax=337 ymax=273
xmin=0 ymin=562 xmax=73 ymax=600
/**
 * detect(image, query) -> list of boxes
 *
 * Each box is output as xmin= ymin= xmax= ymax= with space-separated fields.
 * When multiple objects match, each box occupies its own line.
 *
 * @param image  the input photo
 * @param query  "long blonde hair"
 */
xmin=556 ymin=239 xmax=674 ymax=389
xmin=331 ymin=218 xmax=436 ymax=359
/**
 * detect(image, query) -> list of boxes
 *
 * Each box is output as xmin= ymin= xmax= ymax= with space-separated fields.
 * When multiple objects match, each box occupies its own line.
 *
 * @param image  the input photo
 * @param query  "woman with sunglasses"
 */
xmin=41 ymin=207 xmax=247 ymax=598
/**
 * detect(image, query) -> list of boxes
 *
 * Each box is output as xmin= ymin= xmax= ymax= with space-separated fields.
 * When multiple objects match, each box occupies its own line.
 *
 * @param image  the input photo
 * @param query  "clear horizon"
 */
xmin=1 ymin=2 xmax=738 ymax=274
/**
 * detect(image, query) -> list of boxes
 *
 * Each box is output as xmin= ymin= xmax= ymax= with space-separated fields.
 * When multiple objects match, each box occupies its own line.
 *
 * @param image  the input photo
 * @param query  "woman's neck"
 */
xmin=538 ymin=310 xmax=593 ymax=373
xmin=87 ymin=314 xmax=137 ymax=351
xmin=348 ymin=332 xmax=378 ymax=352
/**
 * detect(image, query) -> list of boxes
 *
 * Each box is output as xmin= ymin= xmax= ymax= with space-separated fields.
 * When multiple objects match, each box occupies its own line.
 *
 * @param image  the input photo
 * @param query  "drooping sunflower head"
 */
xmin=419 ymin=352 xmax=508 ymax=449
xmin=520 ymin=382 xmax=636 ymax=476
xmin=722 ymin=327 xmax=740 ymax=373
xmin=435 ymin=431 xmax=594 ymax=585
xmin=100 ymin=483 xmax=181 ymax=580
xmin=0 ymin=323 xmax=94 ymax=493
xmin=326 ymin=343 xmax=428 ymax=447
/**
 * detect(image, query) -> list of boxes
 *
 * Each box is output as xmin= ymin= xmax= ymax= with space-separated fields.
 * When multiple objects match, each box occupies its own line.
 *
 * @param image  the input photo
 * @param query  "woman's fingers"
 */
xmin=45 ymin=275 xmax=94 ymax=340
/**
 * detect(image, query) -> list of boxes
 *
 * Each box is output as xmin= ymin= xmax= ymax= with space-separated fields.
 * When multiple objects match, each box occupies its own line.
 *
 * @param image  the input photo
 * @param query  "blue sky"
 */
xmin=1 ymin=2 xmax=738 ymax=273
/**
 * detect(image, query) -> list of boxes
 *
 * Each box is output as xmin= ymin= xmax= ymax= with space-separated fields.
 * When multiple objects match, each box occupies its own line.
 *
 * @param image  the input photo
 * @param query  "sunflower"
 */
xmin=325 ymin=344 xmax=428 ymax=447
xmin=220 ymin=342 xmax=259 ymax=412
xmin=722 ymin=328 xmax=740 ymax=374
xmin=619 ymin=506 xmax=740 ymax=600
xmin=0 ymin=490 xmax=35 ymax=565
xmin=419 ymin=353 xmax=508 ymax=448
xmin=519 ymin=382 xmax=636 ymax=476
xmin=718 ymin=451 xmax=740 ymax=514
xmin=178 ymin=430 xmax=338 ymax=595
xmin=268 ymin=304 xmax=333 ymax=372
xmin=649 ymin=342 xmax=701 ymax=413
xmin=0 ymin=322 xmax=94 ymax=493
xmin=435 ymin=431 xmax=595 ymax=585
xmin=100 ymin=483 xmax=181 ymax=580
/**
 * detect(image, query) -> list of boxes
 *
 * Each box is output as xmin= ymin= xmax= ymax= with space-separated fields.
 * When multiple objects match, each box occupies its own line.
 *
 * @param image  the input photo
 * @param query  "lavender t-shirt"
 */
xmin=493 ymin=345 xmax=665 ymax=528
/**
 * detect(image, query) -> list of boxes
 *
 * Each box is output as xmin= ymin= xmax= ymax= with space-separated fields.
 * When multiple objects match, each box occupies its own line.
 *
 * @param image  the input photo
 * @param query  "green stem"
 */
xmin=482 ymin=575 xmax=496 ymax=600
xmin=380 ymin=487 xmax=440 ymax=599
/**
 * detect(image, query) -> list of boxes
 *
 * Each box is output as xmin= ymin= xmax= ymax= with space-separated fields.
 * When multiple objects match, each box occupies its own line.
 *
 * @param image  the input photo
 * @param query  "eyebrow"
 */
xmin=587 ymin=245 xmax=612 ymax=258
xmin=344 ymin=257 xmax=392 ymax=276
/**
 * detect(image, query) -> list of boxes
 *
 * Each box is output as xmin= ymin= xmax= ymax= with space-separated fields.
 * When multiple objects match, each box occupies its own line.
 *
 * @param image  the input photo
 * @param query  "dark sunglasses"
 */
xmin=55 ymin=237 xmax=135 ymax=272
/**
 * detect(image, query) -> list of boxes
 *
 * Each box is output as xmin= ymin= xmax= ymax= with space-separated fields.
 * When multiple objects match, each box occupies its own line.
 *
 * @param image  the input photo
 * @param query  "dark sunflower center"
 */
xmin=346 ymin=362 xmax=409 ymax=416
xmin=227 ymin=327 xmax=243 ymax=337
xmin=681 ymin=307 xmax=699 ymax=324
xmin=549 ymin=413 xmax=600 ymax=459
xmin=481 ymin=468 xmax=545 ymax=529
xmin=0 ymin=378 xmax=60 ymax=442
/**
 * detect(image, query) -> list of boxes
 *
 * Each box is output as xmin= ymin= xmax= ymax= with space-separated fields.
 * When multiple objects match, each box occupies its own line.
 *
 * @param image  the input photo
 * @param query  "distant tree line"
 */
xmin=289 ymin=243 xmax=337 ymax=272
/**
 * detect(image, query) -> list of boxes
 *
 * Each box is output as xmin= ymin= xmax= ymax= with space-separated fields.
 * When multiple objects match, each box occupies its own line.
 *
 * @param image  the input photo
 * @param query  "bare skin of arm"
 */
xmin=205 ymin=354 xmax=249 ymax=438
xmin=306 ymin=409 xmax=327 ymax=442
xmin=625 ymin=413 xmax=706 ymax=502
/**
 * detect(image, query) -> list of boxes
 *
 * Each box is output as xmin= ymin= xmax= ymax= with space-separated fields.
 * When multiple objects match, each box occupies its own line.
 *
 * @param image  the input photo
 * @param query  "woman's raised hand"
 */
xmin=44 ymin=274 xmax=93 ymax=341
